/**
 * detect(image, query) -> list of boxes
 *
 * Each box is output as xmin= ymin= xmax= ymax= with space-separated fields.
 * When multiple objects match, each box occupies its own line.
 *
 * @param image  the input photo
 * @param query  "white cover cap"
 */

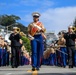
xmin=32 ymin=12 xmax=41 ymax=17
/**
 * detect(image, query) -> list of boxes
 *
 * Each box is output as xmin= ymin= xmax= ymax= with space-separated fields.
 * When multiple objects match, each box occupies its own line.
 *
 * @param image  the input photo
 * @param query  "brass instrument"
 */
xmin=72 ymin=27 xmax=76 ymax=32
xmin=20 ymin=32 xmax=26 ymax=36
xmin=16 ymin=27 xmax=26 ymax=36
xmin=44 ymin=28 xmax=46 ymax=32
xmin=17 ymin=28 xmax=20 ymax=33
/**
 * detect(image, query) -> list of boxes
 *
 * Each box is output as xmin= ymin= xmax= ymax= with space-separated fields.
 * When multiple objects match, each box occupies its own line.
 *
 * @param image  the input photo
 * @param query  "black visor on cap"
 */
xmin=33 ymin=16 xmax=39 ymax=18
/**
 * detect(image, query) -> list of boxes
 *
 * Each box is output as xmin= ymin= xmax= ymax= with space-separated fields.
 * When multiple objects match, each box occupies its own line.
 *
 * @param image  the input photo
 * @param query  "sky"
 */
xmin=0 ymin=0 xmax=76 ymax=34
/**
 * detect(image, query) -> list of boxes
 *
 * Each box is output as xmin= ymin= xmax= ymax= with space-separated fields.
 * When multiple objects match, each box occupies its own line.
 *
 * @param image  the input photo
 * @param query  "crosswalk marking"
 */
xmin=27 ymin=70 xmax=32 ymax=72
xmin=32 ymin=70 xmax=38 ymax=75
xmin=27 ymin=69 xmax=38 ymax=75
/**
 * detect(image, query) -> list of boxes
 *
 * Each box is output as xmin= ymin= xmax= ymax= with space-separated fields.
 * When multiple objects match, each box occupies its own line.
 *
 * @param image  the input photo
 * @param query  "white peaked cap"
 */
xmin=68 ymin=25 xmax=73 ymax=28
xmin=32 ymin=12 xmax=41 ymax=17
xmin=13 ymin=27 xmax=18 ymax=29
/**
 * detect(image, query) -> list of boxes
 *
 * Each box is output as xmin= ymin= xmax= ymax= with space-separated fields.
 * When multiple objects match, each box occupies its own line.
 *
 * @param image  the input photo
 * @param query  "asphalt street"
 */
xmin=0 ymin=65 xmax=76 ymax=75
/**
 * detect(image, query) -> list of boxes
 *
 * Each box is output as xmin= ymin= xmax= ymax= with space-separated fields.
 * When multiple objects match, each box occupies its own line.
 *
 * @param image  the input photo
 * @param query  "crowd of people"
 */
xmin=27 ymin=12 xmax=76 ymax=71
xmin=42 ymin=26 xmax=76 ymax=68
xmin=42 ymin=43 xmax=73 ymax=68
xmin=0 ymin=12 xmax=76 ymax=72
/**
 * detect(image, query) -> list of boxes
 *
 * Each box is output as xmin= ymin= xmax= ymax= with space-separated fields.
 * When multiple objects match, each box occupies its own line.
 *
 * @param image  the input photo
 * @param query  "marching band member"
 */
xmin=56 ymin=38 xmax=62 ymax=67
xmin=28 ymin=12 xmax=46 ymax=71
xmin=58 ymin=32 xmax=67 ymax=68
xmin=1 ymin=37 xmax=6 ymax=66
xmin=0 ymin=36 xmax=8 ymax=66
xmin=64 ymin=26 xmax=76 ymax=68
xmin=9 ymin=27 xmax=22 ymax=68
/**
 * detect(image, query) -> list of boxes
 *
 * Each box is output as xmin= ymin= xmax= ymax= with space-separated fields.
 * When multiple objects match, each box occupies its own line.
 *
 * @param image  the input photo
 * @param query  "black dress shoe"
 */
xmin=71 ymin=65 xmax=73 ymax=68
xmin=69 ymin=65 xmax=73 ymax=68
xmin=63 ymin=66 xmax=66 ymax=68
xmin=15 ymin=66 xmax=18 ymax=68
xmin=32 ymin=67 xmax=36 ymax=71
xmin=12 ymin=66 xmax=15 ymax=68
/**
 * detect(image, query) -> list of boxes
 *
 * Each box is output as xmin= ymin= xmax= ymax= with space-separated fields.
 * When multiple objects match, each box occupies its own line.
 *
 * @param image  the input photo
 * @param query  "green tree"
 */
xmin=0 ymin=14 xmax=20 ymax=26
xmin=73 ymin=18 xmax=76 ymax=27
xmin=21 ymin=36 xmax=31 ymax=53
xmin=0 ymin=14 xmax=28 ymax=34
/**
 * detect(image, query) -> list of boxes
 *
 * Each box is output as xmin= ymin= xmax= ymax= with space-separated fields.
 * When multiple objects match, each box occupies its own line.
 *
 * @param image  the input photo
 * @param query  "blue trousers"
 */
xmin=0 ymin=48 xmax=2 ymax=66
xmin=43 ymin=58 xmax=49 ymax=65
xmin=49 ymin=53 xmax=56 ymax=65
xmin=60 ymin=47 xmax=67 ymax=66
xmin=1 ymin=49 xmax=7 ymax=66
xmin=74 ymin=50 xmax=76 ymax=66
xmin=56 ymin=50 xmax=61 ymax=66
xmin=31 ymin=34 xmax=43 ymax=68
xmin=6 ymin=52 xmax=9 ymax=66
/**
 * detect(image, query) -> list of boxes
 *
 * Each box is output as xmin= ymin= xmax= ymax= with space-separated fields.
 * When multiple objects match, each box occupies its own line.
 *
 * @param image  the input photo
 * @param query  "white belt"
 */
xmin=35 ymin=33 xmax=41 ymax=35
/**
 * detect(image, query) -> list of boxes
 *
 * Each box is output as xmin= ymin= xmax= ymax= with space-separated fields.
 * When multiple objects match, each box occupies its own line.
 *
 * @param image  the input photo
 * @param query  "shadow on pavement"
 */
xmin=38 ymin=73 xmax=76 ymax=75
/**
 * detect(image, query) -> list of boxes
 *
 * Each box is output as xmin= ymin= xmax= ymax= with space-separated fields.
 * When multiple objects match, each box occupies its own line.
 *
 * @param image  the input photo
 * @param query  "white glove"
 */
xmin=33 ymin=24 xmax=42 ymax=30
xmin=28 ymin=34 xmax=34 ymax=40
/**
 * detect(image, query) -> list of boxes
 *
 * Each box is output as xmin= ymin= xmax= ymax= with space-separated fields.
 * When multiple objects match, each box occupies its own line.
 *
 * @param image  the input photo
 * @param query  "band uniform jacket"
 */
xmin=64 ymin=32 xmax=76 ymax=46
xmin=28 ymin=22 xmax=45 ymax=37
xmin=9 ymin=33 xmax=21 ymax=47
